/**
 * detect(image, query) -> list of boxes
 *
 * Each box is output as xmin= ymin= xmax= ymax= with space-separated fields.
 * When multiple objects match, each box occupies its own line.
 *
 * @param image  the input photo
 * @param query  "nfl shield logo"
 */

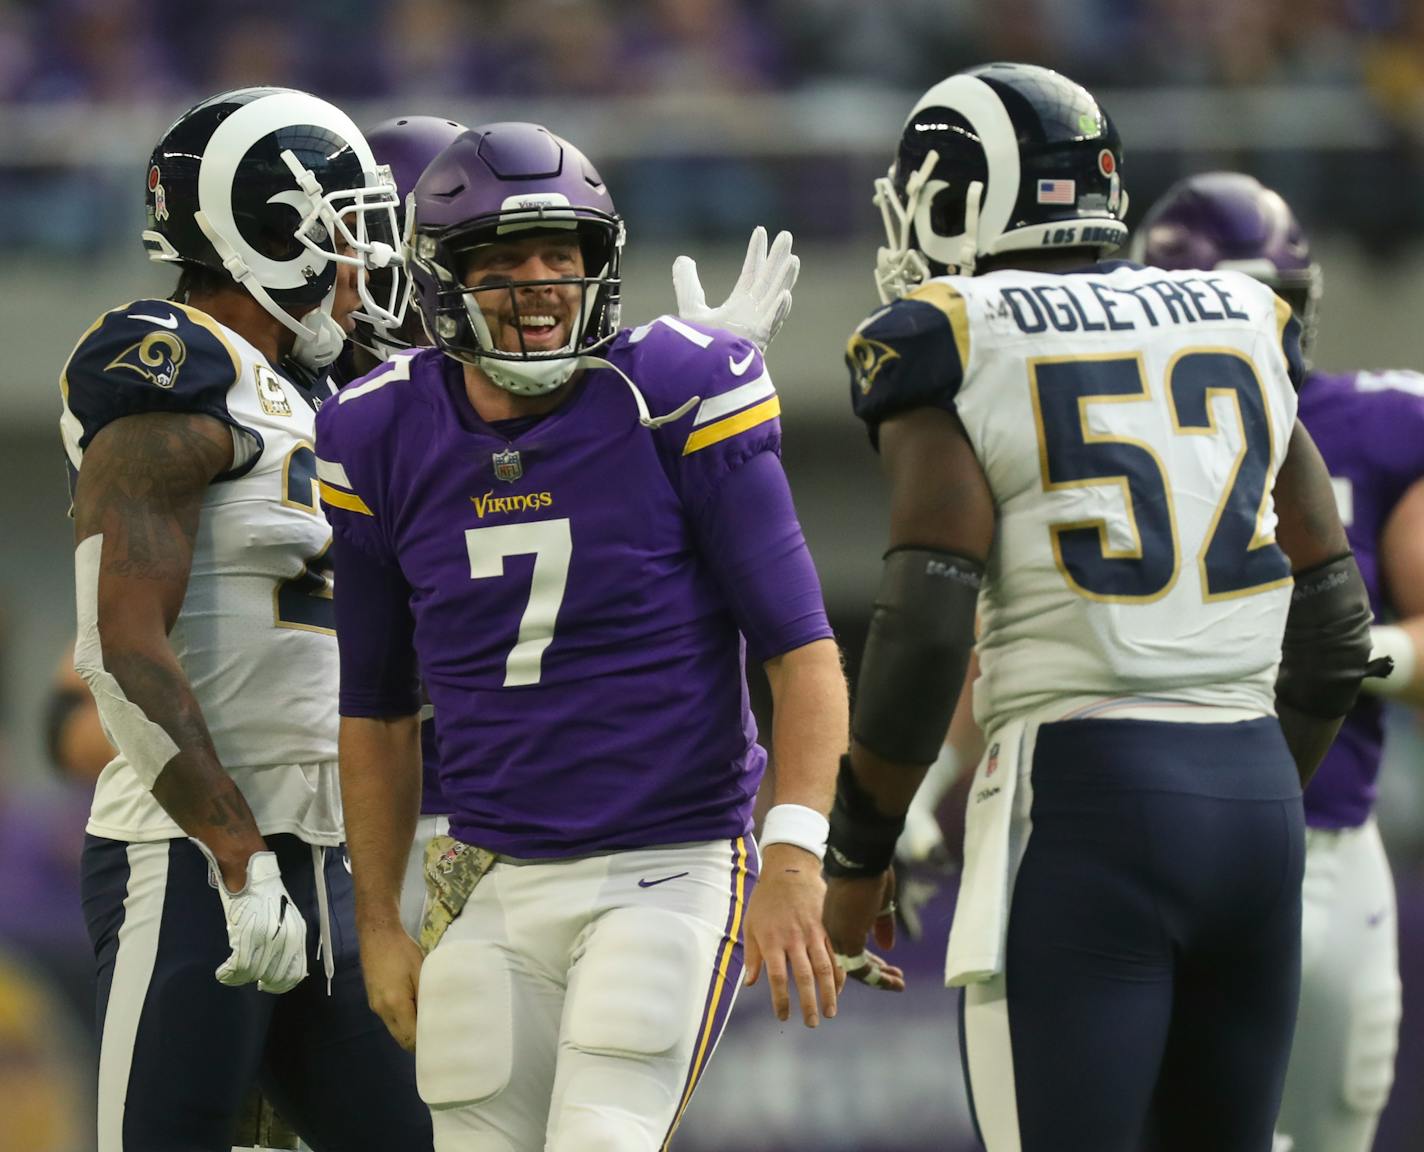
xmin=492 ymin=447 xmax=523 ymax=483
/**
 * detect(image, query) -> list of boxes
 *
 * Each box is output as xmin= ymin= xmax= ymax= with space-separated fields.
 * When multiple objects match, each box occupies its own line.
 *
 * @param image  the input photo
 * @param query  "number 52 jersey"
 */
xmin=60 ymin=300 xmax=342 ymax=844
xmin=849 ymin=262 xmax=1305 ymax=725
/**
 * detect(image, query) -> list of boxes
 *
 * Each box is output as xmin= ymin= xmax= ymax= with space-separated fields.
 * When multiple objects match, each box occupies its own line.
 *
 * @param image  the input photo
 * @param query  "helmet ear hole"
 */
xmin=928 ymin=185 xmax=969 ymax=242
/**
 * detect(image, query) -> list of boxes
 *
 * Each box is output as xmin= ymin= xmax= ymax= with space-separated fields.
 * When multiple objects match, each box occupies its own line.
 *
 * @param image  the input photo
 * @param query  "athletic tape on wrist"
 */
xmin=1362 ymin=625 xmax=1417 ymax=697
xmin=72 ymin=535 xmax=180 ymax=789
xmin=834 ymin=950 xmax=883 ymax=986
xmin=759 ymin=803 xmax=830 ymax=861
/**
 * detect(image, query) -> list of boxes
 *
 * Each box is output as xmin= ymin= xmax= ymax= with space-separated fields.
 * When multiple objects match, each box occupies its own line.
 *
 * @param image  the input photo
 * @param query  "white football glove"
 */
xmin=672 ymin=225 xmax=799 ymax=352
xmin=193 ymin=840 xmax=308 ymax=994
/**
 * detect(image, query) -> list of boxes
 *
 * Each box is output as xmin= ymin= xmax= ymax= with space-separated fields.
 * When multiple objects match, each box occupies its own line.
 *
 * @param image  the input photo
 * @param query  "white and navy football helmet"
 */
xmin=141 ymin=87 xmax=401 ymax=370
xmin=874 ymin=62 xmax=1129 ymax=302
xmin=348 ymin=115 xmax=470 ymax=361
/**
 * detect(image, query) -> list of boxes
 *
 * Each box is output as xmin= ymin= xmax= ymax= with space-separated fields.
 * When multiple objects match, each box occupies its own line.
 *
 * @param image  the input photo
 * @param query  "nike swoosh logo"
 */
xmin=637 ymin=871 xmax=689 ymax=889
xmin=1367 ymin=907 xmax=1390 ymax=927
xmin=729 ymin=349 xmax=756 ymax=377
xmin=129 ymin=312 xmax=179 ymax=329
xmin=274 ymin=896 xmax=289 ymax=938
xmin=342 ymin=854 xmax=352 ymax=874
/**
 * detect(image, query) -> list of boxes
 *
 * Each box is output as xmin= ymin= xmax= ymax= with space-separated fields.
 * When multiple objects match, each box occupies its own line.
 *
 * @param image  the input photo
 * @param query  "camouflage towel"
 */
xmin=419 ymin=835 xmax=497 ymax=954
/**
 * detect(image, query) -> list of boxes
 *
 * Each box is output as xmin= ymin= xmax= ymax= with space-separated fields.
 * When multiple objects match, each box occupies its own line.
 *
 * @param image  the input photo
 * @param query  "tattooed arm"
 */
xmin=73 ymin=411 xmax=266 ymax=887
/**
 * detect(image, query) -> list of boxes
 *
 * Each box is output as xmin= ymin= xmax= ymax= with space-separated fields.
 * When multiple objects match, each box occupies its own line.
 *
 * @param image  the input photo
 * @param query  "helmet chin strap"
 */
xmin=579 ymin=355 xmax=699 ymax=429
xmin=465 ymin=307 xmax=579 ymax=396
xmin=289 ymin=301 xmax=346 ymax=371
xmin=454 ymin=304 xmax=698 ymax=430
xmin=461 ymin=276 xmax=610 ymax=397
xmin=193 ymin=209 xmax=345 ymax=370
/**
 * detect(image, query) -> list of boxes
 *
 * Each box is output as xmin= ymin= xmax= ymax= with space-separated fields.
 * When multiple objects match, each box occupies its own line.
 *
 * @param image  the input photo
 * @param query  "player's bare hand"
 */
xmin=743 ymin=844 xmax=844 ymax=1027
xmin=822 ymin=869 xmax=906 ymax=993
xmin=359 ymin=923 xmax=423 ymax=1051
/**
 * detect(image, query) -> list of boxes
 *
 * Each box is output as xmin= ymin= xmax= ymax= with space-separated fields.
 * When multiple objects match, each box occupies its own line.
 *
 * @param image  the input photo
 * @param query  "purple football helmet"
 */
xmin=408 ymin=122 xmax=623 ymax=396
xmin=350 ymin=114 xmax=469 ymax=357
xmin=1134 ymin=171 xmax=1322 ymax=355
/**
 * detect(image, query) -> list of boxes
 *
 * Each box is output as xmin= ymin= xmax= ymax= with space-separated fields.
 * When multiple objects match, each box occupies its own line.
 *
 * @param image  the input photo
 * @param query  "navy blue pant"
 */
xmin=82 ymin=833 xmax=432 ymax=1152
xmin=961 ymin=718 xmax=1305 ymax=1152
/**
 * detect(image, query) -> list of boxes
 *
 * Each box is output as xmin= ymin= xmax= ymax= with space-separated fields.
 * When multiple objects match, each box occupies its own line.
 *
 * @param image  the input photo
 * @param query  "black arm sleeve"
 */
xmin=1276 ymin=553 xmax=1382 ymax=718
xmin=852 ymin=547 xmax=981 ymax=764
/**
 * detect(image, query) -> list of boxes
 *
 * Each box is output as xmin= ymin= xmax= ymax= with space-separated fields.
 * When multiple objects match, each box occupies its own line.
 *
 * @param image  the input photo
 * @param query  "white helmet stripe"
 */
xmin=197 ymin=90 xmax=378 ymax=292
xmin=905 ymin=75 xmax=1020 ymax=264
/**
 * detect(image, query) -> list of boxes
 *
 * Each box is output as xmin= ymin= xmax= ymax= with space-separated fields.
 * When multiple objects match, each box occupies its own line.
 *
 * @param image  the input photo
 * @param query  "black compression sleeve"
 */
xmin=851 ymin=547 xmax=981 ymax=764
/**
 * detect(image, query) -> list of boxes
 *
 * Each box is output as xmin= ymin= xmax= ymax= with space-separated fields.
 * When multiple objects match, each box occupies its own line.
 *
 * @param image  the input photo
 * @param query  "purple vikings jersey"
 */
xmin=1300 ymin=368 xmax=1424 ymax=828
xmin=328 ymin=351 xmax=450 ymax=818
xmin=317 ymin=319 xmax=830 ymax=857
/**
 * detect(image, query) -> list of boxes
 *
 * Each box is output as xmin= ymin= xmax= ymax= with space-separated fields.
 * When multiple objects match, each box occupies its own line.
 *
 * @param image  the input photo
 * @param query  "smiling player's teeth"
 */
xmin=520 ymin=316 xmax=556 ymax=327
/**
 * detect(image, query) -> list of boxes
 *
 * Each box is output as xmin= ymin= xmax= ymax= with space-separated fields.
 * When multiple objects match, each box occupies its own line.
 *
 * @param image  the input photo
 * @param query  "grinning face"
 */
xmin=460 ymin=232 xmax=586 ymax=355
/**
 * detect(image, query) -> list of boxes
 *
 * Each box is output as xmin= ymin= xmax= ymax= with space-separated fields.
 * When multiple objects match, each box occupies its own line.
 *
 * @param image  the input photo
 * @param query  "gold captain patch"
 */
xmin=255 ymin=365 xmax=293 ymax=417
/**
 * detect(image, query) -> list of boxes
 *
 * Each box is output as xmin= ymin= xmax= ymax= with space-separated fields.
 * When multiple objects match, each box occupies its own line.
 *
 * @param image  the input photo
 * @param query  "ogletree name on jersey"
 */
xmin=996 ymin=275 xmax=1250 ymax=336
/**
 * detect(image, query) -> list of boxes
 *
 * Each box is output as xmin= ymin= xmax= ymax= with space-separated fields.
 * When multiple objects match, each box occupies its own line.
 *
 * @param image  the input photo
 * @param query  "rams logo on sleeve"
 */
xmin=846 ymin=284 xmax=971 ymax=443
xmin=104 ymin=331 xmax=187 ymax=390
xmin=847 ymin=335 xmax=901 ymax=394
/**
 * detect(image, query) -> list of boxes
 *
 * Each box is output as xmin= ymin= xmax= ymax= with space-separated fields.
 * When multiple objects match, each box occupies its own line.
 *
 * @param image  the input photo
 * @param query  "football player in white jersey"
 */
xmin=821 ymin=64 xmax=1386 ymax=1152
xmin=61 ymin=87 xmax=432 ymax=1151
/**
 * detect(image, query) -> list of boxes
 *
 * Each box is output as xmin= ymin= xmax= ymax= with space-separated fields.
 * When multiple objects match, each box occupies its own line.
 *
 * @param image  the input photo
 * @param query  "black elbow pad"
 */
xmin=852 ymin=547 xmax=982 ymax=764
xmin=1276 ymin=554 xmax=1380 ymax=719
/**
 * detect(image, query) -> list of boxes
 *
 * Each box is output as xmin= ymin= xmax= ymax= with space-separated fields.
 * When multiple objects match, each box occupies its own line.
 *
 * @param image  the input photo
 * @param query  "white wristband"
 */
xmin=759 ymin=803 xmax=830 ymax=861
xmin=1362 ymin=625 xmax=1417 ymax=698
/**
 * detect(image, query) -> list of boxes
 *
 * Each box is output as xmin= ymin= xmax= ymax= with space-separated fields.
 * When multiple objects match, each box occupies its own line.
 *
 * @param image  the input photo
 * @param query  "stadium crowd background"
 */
xmin=6 ymin=1 xmax=1424 ymax=1148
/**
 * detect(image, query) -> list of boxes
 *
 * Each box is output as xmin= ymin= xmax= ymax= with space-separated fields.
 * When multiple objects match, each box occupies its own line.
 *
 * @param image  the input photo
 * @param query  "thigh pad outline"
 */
xmin=417 ymin=940 xmax=514 ymax=1108
xmin=1342 ymin=976 xmax=1402 ymax=1113
xmin=565 ymin=908 xmax=704 ymax=1058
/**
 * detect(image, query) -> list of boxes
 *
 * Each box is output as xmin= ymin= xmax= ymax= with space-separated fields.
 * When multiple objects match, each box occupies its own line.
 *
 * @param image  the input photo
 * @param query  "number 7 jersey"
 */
xmin=849 ymin=262 xmax=1305 ymax=725
xmin=315 ymin=320 xmax=789 ymax=858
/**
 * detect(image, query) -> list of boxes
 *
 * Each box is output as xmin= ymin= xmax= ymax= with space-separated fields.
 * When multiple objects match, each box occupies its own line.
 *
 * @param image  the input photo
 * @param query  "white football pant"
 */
xmin=416 ymin=836 xmax=754 ymax=1151
xmin=1275 ymin=819 xmax=1401 ymax=1152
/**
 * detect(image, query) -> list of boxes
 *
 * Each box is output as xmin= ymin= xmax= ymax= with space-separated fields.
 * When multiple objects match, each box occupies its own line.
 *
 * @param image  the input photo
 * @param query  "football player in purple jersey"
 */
xmin=1138 ymin=170 xmax=1424 ymax=1152
xmin=338 ymin=115 xmax=809 ymax=947
xmin=316 ymin=122 xmax=847 ymax=1149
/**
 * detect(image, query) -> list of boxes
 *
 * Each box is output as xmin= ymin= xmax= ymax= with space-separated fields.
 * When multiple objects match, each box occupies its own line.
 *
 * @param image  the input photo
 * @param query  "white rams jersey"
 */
xmin=61 ymin=299 xmax=342 ymax=843
xmin=849 ymin=262 xmax=1306 ymax=726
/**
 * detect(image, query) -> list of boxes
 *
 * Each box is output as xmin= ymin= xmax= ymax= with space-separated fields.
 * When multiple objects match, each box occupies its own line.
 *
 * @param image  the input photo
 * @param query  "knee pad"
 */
xmin=549 ymin=1106 xmax=657 ymax=1152
xmin=565 ymin=908 xmax=703 ymax=1058
xmin=416 ymin=940 xmax=513 ymax=1108
xmin=1342 ymin=977 xmax=1402 ymax=1113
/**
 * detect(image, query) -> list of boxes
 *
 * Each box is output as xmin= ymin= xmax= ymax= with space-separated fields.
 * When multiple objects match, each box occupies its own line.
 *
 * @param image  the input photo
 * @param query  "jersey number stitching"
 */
xmin=274 ymin=442 xmax=336 ymax=634
xmin=1031 ymin=350 xmax=1290 ymax=604
xmin=465 ymin=518 xmax=573 ymax=686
